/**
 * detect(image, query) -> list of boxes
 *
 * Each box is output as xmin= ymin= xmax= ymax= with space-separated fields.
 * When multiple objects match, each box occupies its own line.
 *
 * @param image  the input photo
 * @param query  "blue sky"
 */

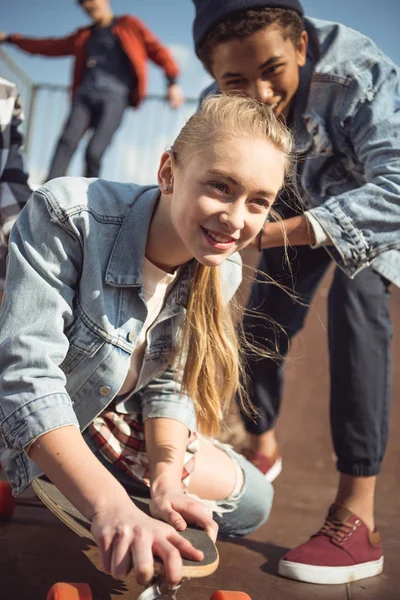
xmin=2 ymin=0 xmax=400 ymax=98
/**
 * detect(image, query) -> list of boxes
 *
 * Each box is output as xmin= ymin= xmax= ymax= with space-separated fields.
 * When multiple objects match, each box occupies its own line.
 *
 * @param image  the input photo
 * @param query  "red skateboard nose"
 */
xmin=210 ymin=591 xmax=252 ymax=600
xmin=46 ymin=582 xmax=92 ymax=600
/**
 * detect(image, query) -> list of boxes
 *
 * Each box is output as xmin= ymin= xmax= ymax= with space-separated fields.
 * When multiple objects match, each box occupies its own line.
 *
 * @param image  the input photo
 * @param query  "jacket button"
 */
xmin=99 ymin=386 xmax=112 ymax=397
xmin=128 ymin=331 xmax=135 ymax=342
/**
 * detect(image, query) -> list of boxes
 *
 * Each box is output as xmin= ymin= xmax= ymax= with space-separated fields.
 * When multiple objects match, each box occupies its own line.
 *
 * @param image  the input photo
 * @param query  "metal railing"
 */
xmin=0 ymin=49 xmax=199 ymax=186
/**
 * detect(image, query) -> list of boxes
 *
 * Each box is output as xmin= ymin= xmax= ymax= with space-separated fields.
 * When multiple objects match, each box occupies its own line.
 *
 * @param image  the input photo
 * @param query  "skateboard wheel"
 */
xmin=210 ymin=592 xmax=252 ymax=600
xmin=46 ymin=583 xmax=92 ymax=600
xmin=0 ymin=480 xmax=15 ymax=521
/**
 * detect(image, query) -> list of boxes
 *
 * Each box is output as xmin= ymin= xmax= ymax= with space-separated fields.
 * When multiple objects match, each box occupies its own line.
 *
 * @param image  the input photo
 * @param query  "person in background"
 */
xmin=0 ymin=94 xmax=293 ymax=586
xmin=193 ymin=0 xmax=400 ymax=586
xmin=0 ymin=76 xmax=31 ymax=303
xmin=0 ymin=0 xmax=184 ymax=180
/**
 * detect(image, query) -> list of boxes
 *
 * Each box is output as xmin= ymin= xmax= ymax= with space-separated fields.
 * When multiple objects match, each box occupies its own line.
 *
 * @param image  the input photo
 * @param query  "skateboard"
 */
xmin=28 ymin=477 xmax=251 ymax=600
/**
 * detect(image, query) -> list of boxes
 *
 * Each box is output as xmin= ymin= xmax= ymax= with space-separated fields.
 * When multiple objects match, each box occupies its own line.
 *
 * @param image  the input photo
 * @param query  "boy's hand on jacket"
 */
xmin=91 ymin=496 xmax=204 ymax=586
xmin=0 ymin=32 xmax=9 ymax=43
xmin=150 ymin=489 xmax=218 ymax=542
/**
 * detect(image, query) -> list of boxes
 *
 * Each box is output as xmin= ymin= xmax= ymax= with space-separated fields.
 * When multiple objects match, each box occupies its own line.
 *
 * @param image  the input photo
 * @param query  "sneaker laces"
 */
xmin=315 ymin=513 xmax=357 ymax=544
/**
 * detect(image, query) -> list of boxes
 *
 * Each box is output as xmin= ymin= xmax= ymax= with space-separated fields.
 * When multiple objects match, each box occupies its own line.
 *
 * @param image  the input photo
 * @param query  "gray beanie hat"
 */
xmin=193 ymin=0 xmax=304 ymax=56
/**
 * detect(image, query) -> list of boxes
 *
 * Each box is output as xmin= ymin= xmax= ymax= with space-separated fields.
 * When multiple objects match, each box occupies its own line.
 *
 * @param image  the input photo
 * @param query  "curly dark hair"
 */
xmin=198 ymin=8 xmax=305 ymax=74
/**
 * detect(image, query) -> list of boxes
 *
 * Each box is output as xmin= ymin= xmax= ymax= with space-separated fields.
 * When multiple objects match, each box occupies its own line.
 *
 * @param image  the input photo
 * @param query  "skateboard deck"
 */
xmin=32 ymin=477 xmax=219 ymax=579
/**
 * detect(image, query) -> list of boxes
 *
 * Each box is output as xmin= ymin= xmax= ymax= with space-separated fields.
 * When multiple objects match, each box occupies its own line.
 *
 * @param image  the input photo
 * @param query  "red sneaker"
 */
xmin=243 ymin=449 xmax=282 ymax=482
xmin=279 ymin=504 xmax=383 ymax=584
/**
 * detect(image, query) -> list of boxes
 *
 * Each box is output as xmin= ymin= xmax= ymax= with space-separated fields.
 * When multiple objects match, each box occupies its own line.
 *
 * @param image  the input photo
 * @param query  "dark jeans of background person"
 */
xmin=241 ymin=230 xmax=392 ymax=478
xmin=47 ymin=89 xmax=128 ymax=180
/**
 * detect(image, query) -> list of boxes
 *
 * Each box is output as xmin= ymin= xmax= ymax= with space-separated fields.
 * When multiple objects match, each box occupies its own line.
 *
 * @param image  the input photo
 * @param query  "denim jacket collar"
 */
xmin=290 ymin=19 xmax=321 ymax=155
xmin=105 ymin=184 xmax=195 ymax=307
xmin=106 ymin=185 xmax=160 ymax=287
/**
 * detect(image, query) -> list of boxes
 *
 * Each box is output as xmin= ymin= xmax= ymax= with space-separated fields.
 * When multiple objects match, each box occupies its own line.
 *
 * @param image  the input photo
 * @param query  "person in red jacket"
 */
xmin=0 ymin=0 xmax=184 ymax=180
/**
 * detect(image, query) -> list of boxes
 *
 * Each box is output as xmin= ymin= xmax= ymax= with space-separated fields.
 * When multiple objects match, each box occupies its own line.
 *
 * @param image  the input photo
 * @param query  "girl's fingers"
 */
xmin=205 ymin=520 xmax=219 ymax=543
xmin=109 ymin=530 xmax=133 ymax=580
xmin=152 ymin=538 xmax=184 ymax=586
xmin=170 ymin=531 xmax=204 ymax=562
xmin=150 ymin=500 xmax=187 ymax=531
xmin=131 ymin=530 xmax=155 ymax=585
xmin=180 ymin=502 xmax=218 ymax=541
xmin=92 ymin=529 xmax=114 ymax=575
xmin=92 ymin=506 xmax=207 ymax=586
xmin=165 ymin=508 xmax=187 ymax=531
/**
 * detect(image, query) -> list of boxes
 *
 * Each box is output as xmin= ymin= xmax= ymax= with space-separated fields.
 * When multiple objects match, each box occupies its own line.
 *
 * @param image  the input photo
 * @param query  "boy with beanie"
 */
xmin=193 ymin=0 xmax=400 ymax=586
xmin=0 ymin=0 xmax=183 ymax=180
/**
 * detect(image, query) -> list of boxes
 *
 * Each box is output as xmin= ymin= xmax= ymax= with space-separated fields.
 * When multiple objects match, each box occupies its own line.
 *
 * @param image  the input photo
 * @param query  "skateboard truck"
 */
xmin=137 ymin=576 xmax=183 ymax=600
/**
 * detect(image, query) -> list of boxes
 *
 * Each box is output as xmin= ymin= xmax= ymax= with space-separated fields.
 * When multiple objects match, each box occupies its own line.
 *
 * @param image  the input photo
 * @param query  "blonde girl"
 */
xmin=0 ymin=95 xmax=292 ymax=586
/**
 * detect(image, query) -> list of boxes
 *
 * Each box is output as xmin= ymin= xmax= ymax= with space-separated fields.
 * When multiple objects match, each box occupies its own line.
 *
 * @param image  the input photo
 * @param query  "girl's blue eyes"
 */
xmin=210 ymin=183 xmax=269 ymax=208
xmin=212 ymin=182 xmax=228 ymax=193
xmin=253 ymin=198 xmax=269 ymax=208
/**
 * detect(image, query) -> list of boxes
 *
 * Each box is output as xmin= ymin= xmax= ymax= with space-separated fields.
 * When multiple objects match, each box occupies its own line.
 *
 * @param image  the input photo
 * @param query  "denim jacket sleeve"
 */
xmin=140 ymin=366 xmax=197 ymax=433
xmin=308 ymin=62 xmax=400 ymax=277
xmin=0 ymin=188 xmax=81 ymax=453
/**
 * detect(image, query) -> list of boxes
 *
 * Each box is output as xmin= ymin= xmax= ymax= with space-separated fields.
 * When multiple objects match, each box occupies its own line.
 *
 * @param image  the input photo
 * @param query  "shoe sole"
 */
xmin=278 ymin=556 xmax=384 ymax=585
xmin=265 ymin=457 xmax=282 ymax=483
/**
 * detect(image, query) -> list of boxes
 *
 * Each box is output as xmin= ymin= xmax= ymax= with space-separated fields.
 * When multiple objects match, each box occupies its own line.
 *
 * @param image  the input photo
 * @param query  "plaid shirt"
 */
xmin=89 ymin=410 xmax=198 ymax=489
xmin=0 ymin=77 xmax=31 ymax=290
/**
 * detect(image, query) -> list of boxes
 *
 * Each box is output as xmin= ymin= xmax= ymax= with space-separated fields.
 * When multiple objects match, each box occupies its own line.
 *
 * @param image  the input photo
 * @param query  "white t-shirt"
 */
xmin=118 ymin=257 xmax=179 ymax=396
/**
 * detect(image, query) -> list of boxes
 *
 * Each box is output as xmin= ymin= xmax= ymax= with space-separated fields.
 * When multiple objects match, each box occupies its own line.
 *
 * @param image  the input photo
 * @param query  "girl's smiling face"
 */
xmin=156 ymin=134 xmax=286 ymax=269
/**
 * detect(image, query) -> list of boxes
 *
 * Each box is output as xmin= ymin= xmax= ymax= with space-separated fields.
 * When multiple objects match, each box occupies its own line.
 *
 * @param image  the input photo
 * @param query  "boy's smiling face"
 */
xmin=210 ymin=25 xmax=308 ymax=119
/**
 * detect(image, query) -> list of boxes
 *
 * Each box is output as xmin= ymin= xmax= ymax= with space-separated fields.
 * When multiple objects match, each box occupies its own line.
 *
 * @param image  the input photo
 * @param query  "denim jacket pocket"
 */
xmin=60 ymin=317 xmax=106 ymax=374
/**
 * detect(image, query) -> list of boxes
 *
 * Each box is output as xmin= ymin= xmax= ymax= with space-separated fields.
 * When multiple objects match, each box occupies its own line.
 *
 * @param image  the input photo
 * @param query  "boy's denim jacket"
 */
xmin=202 ymin=18 xmax=400 ymax=286
xmin=0 ymin=178 xmax=242 ymax=494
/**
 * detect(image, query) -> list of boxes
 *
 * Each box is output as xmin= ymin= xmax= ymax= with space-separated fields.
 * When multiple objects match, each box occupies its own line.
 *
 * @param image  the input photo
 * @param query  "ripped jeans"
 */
xmin=83 ymin=431 xmax=273 ymax=537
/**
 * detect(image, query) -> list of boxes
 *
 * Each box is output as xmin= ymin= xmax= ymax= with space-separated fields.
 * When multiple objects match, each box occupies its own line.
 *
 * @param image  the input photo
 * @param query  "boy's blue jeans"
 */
xmin=47 ymin=89 xmax=128 ymax=180
xmin=242 ymin=242 xmax=392 ymax=478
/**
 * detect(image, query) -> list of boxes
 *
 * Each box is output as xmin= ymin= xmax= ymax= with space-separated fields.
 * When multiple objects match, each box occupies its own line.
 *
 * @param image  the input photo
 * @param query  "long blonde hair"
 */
xmin=171 ymin=94 xmax=294 ymax=437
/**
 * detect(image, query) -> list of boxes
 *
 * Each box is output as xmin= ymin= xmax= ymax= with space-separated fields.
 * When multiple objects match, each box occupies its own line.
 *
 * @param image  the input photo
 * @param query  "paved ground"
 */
xmin=1 ymin=271 xmax=399 ymax=600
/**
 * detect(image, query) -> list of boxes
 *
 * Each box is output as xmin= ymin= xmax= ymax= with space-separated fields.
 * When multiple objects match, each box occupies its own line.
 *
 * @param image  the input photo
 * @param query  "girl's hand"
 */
xmin=90 ymin=498 xmax=204 ymax=586
xmin=150 ymin=490 xmax=218 ymax=542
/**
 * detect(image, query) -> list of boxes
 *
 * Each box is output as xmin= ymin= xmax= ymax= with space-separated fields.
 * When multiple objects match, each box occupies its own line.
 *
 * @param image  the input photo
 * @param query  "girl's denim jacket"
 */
xmin=0 ymin=179 xmax=242 ymax=494
xmin=202 ymin=18 xmax=400 ymax=286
